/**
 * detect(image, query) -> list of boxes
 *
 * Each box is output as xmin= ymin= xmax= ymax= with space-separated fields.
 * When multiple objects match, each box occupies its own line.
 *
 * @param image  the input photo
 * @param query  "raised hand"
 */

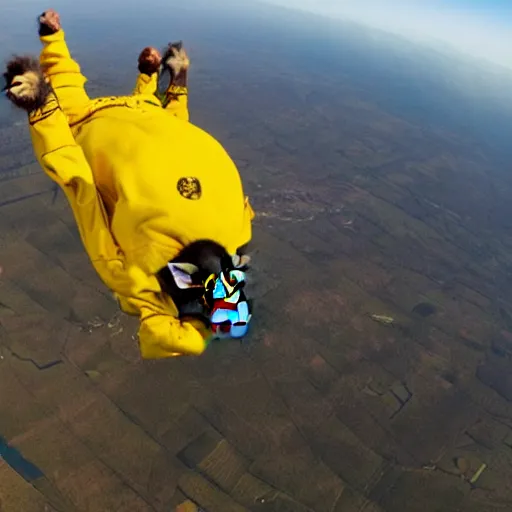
xmin=138 ymin=47 xmax=162 ymax=76
xmin=163 ymin=42 xmax=190 ymax=85
xmin=39 ymin=9 xmax=61 ymax=36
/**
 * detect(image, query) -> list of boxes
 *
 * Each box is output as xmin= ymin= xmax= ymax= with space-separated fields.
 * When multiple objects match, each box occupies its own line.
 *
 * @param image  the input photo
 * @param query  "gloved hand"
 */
xmin=38 ymin=9 xmax=61 ymax=36
xmin=138 ymin=47 xmax=162 ymax=76
xmin=3 ymin=56 xmax=52 ymax=112
xmin=162 ymin=41 xmax=190 ymax=87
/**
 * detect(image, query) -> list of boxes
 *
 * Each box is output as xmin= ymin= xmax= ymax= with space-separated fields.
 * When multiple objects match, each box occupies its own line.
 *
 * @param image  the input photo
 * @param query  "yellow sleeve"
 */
xmin=39 ymin=30 xmax=90 ymax=111
xmin=28 ymin=97 xmax=209 ymax=358
xmin=116 ymin=295 xmax=209 ymax=358
xmin=139 ymin=309 xmax=210 ymax=358
xmin=164 ymin=85 xmax=189 ymax=122
xmin=28 ymin=95 xmax=137 ymax=297
xmin=133 ymin=72 xmax=161 ymax=101
xmin=114 ymin=267 xmax=210 ymax=358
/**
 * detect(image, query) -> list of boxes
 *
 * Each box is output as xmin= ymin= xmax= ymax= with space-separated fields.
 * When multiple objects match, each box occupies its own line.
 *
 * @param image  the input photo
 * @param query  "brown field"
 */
xmin=1 ymin=3 xmax=512 ymax=511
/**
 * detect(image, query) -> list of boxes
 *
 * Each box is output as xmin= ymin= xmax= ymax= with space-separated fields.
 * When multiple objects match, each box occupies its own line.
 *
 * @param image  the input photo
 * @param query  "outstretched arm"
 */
xmin=4 ymin=56 xmax=134 ymax=296
xmin=38 ymin=9 xmax=90 ymax=115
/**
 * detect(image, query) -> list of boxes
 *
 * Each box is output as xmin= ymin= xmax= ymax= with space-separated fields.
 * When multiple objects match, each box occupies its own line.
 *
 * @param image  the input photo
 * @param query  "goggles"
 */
xmin=204 ymin=267 xmax=251 ymax=340
xmin=167 ymin=254 xmax=252 ymax=341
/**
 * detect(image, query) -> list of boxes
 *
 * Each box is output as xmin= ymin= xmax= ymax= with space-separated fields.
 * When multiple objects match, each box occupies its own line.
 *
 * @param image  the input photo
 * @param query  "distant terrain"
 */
xmin=1 ymin=1 xmax=512 ymax=511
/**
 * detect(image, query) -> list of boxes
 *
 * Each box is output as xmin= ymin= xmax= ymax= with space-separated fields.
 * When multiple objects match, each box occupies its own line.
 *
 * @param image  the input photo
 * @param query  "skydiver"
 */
xmin=3 ymin=9 xmax=255 ymax=358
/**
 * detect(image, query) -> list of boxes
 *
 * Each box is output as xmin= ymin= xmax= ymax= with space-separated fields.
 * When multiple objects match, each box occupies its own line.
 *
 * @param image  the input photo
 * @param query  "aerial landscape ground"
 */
xmin=1 ymin=1 xmax=512 ymax=510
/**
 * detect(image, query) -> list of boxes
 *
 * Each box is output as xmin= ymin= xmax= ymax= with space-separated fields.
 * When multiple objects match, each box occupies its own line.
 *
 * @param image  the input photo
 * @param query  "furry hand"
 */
xmin=39 ymin=9 xmax=61 ymax=36
xmin=138 ymin=47 xmax=162 ymax=75
xmin=163 ymin=42 xmax=190 ymax=85
xmin=3 ymin=56 xmax=52 ymax=112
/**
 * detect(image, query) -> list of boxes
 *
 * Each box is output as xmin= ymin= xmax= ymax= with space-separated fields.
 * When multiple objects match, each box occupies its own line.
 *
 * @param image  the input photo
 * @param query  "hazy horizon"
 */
xmin=3 ymin=2 xmax=512 ymax=511
xmin=262 ymin=0 xmax=512 ymax=69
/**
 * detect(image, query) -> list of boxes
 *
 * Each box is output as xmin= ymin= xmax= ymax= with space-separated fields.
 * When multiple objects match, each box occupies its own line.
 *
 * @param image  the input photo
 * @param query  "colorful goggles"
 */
xmin=204 ymin=268 xmax=251 ymax=340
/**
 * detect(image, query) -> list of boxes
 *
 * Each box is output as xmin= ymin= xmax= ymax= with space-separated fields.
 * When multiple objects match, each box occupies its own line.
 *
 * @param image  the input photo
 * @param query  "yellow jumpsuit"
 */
xmin=28 ymin=30 xmax=254 ymax=358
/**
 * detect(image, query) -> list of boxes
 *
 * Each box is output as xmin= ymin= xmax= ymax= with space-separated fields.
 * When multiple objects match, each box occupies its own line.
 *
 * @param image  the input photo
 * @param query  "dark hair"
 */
xmin=157 ymin=240 xmax=232 ymax=311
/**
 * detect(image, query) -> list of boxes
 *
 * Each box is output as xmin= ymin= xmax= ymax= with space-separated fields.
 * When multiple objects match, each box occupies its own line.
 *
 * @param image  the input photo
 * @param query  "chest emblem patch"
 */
xmin=177 ymin=177 xmax=202 ymax=200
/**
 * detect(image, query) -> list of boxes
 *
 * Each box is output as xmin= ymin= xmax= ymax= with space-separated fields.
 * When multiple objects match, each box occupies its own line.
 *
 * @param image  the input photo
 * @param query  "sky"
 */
xmin=262 ymin=0 xmax=512 ymax=69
